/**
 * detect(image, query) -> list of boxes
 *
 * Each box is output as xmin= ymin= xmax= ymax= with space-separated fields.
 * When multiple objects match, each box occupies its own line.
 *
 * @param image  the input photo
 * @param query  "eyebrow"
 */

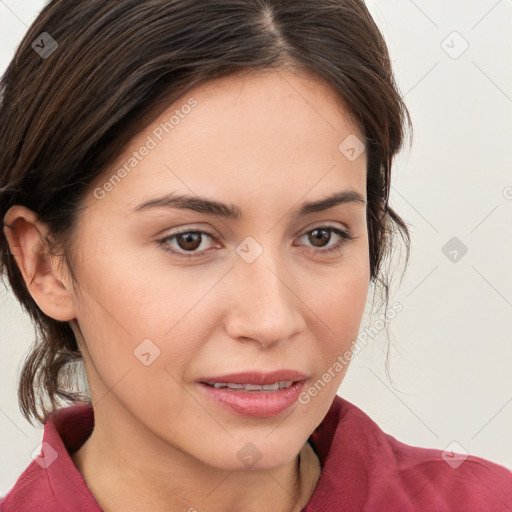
xmin=132 ymin=189 xmax=366 ymax=219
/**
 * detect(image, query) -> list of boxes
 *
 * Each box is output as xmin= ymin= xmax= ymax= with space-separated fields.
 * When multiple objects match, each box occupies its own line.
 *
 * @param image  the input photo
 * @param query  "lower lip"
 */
xmin=197 ymin=380 xmax=306 ymax=418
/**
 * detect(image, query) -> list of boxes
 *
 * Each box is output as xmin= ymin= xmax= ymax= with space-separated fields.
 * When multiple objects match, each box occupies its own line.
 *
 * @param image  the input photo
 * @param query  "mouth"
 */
xmin=201 ymin=380 xmax=296 ymax=391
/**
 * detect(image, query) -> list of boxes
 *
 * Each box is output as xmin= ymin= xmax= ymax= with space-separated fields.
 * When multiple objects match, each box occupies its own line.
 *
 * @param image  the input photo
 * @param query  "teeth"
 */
xmin=226 ymin=383 xmax=244 ymax=389
xmin=209 ymin=381 xmax=294 ymax=391
xmin=245 ymin=384 xmax=265 ymax=391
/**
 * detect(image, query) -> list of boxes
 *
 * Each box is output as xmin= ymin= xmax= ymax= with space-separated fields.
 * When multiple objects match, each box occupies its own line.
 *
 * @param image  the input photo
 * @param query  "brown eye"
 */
xmin=176 ymin=232 xmax=203 ymax=251
xmin=298 ymin=226 xmax=356 ymax=255
xmin=308 ymin=228 xmax=332 ymax=248
xmin=160 ymin=230 xmax=215 ymax=258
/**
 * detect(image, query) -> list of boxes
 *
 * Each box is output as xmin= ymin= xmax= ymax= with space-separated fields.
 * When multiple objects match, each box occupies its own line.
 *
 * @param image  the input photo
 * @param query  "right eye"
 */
xmin=158 ymin=230 xmax=217 ymax=259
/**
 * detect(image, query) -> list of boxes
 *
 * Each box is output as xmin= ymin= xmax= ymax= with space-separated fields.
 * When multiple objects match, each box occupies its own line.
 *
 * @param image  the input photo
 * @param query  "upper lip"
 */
xmin=200 ymin=370 xmax=308 ymax=385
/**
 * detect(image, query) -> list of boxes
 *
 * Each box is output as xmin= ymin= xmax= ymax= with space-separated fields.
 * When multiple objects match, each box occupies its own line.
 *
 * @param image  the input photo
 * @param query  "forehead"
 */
xmin=90 ymin=68 xmax=366 ymax=213
xmin=175 ymin=67 xmax=362 ymax=150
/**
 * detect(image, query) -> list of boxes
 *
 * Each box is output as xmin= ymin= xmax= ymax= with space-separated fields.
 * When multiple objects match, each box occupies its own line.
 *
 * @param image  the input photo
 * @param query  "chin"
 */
xmin=200 ymin=433 xmax=306 ymax=472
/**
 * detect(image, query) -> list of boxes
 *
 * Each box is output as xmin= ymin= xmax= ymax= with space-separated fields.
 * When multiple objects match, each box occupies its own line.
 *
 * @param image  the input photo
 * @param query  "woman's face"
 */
xmin=69 ymin=68 xmax=370 ymax=470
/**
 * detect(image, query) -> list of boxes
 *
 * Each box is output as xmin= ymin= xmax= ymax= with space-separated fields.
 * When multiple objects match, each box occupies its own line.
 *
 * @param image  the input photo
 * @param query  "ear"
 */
xmin=3 ymin=205 xmax=76 ymax=322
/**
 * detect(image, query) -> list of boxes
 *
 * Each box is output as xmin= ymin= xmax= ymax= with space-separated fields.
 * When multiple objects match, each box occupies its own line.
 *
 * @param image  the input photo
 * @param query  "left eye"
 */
xmin=297 ymin=226 xmax=356 ymax=254
xmin=158 ymin=226 xmax=356 ymax=259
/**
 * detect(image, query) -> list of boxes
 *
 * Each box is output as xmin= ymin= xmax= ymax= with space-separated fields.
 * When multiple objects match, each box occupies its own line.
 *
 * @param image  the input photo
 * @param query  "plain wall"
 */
xmin=1 ymin=0 xmax=511 ymax=495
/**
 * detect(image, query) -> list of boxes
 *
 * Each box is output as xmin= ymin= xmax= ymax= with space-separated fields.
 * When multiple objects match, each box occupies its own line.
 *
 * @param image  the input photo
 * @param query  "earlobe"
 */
xmin=3 ymin=205 xmax=77 ymax=322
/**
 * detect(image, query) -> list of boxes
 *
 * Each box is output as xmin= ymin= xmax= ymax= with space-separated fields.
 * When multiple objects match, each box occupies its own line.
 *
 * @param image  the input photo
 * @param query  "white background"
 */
xmin=1 ymin=0 xmax=511 ymax=495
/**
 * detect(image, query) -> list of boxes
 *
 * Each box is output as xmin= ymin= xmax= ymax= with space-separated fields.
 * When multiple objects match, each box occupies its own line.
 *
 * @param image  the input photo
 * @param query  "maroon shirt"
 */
xmin=1 ymin=395 xmax=511 ymax=511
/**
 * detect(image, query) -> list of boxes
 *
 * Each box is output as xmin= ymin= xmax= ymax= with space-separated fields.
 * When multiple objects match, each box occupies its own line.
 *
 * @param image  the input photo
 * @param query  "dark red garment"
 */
xmin=1 ymin=395 xmax=511 ymax=511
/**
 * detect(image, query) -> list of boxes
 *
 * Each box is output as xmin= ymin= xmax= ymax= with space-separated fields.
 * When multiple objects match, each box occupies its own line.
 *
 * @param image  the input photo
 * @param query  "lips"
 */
xmin=197 ymin=370 xmax=309 ymax=417
xmin=197 ymin=380 xmax=307 ymax=418
xmin=197 ymin=369 xmax=308 ymax=418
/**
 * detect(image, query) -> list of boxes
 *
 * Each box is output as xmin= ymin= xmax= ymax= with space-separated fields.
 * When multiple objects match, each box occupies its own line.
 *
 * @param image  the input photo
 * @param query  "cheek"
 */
xmin=71 ymin=239 xmax=224 ymax=403
xmin=297 ymin=270 xmax=369 ymax=418
xmin=329 ymin=275 xmax=369 ymax=333
xmin=314 ymin=247 xmax=370 ymax=329
xmin=73 ymin=284 xmax=195 ymax=424
xmin=306 ymin=253 xmax=370 ymax=377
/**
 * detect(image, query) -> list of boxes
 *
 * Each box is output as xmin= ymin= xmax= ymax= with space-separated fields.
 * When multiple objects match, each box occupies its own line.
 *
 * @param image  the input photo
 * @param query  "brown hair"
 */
xmin=0 ymin=0 xmax=411 ymax=426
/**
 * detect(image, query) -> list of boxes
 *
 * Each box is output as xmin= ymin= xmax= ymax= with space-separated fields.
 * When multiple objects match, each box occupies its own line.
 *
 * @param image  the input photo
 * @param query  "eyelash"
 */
xmin=157 ymin=225 xmax=356 ymax=260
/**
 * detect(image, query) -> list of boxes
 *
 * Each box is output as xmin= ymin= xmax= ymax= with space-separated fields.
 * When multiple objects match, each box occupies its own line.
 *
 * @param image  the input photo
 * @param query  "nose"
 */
xmin=224 ymin=244 xmax=305 ymax=349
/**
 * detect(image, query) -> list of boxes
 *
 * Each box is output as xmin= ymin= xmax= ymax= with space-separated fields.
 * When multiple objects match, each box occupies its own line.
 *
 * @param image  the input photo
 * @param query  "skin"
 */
xmin=4 ymin=68 xmax=370 ymax=512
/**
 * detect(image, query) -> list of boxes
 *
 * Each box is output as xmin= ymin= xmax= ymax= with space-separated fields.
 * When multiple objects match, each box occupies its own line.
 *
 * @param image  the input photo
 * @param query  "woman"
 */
xmin=1 ymin=1 xmax=511 ymax=511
